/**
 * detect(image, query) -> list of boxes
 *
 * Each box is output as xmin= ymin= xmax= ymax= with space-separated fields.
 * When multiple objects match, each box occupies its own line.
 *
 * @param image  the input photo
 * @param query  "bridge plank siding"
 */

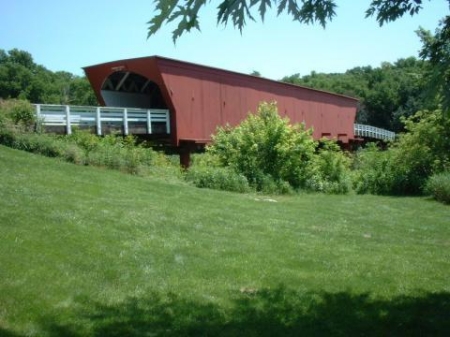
xmin=83 ymin=56 xmax=359 ymax=147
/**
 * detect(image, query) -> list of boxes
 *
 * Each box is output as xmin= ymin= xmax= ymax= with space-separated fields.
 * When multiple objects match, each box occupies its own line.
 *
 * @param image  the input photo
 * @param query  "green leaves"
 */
xmin=148 ymin=0 xmax=205 ymax=42
xmin=217 ymin=0 xmax=256 ymax=32
xmin=365 ymin=0 xmax=424 ymax=25
xmin=354 ymin=109 xmax=450 ymax=195
xmin=147 ymin=0 xmax=444 ymax=41
xmin=0 ymin=48 xmax=95 ymax=105
xmin=417 ymin=17 xmax=450 ymax=115
xmin=208 ymin=101 xmax=316 ymax=190
xmin=148 ymin=0 xmax=338 ymax=41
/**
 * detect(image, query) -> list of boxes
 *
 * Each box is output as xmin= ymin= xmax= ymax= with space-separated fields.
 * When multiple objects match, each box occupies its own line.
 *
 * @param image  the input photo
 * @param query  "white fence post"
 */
xmin=35 ymin=104 xmax=41 ymax=119
xmin=96 ymin=107 xmax=102 ymax=135
xmin=147 ymin=110 xmax=152 ymax=134
xmin=123 ymin=108 xmax=128 ymax=135
xmin=166 ymin=111 xmax=170 ymax=134
xmin=35 ymin=104 xmax=41 ymax=132
xmin=65 ymin=105 xmax=72 ymax=135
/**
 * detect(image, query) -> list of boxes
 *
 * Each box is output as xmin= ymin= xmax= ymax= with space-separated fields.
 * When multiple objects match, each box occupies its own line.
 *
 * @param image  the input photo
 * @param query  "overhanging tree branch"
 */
xmin=147 ymin=0 xmax=449 ymax=41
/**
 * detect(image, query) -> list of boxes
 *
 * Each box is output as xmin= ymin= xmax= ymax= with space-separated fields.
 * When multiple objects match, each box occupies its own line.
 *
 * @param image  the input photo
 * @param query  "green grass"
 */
xmin=0 ymin=145 xmax=449 ymax=336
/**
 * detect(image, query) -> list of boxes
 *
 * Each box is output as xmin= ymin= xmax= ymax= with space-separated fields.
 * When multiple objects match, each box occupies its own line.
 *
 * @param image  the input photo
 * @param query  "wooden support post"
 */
xmin=179 ymin=140 xmax=200 ymax=169
xmin=65 ymin=105 xmax=72 ymax=135
xmin=123 ymin=108 xmax=128 ymax=135
xmin=96 ymin=107 xmax=102 ymax=135
xmin=179 ymin=146 xmax=192 ymax=169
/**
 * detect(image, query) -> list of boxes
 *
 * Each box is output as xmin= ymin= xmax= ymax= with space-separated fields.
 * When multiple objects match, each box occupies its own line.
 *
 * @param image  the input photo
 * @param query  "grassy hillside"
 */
xmin=0 ymin=145 xmax=449 ymax=336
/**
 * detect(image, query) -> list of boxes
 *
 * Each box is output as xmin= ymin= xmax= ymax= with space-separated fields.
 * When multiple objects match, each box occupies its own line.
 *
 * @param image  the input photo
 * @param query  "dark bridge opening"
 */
xmin=101 ymin=71 xmax=167 ymax=109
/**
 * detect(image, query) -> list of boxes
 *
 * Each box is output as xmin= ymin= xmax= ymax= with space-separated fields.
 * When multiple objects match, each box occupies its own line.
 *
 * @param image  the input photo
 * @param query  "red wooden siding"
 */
xmin=84 ymin=56 xmax=358 ymax=146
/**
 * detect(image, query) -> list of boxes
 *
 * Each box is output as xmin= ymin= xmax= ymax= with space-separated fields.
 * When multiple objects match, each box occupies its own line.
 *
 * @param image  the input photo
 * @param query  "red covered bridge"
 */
xmin=83 ymin=56 xmax=359 ymax=153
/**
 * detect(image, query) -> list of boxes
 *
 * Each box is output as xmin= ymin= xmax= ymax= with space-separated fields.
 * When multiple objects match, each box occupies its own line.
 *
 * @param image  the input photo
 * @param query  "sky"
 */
xmin=1 ymin=0 xmax=449 ymax=80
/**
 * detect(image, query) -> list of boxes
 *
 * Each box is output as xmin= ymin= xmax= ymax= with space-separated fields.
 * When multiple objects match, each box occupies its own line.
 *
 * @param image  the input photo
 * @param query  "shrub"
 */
xmin=208 ymin=101 xmax=316 ymax=190
xmin=306 ymin=140 xmax=352 ymax=194
xmin=11 ymin=133 xmax=67 ymax=157
xmin=0 ymin=99 xmax=32 ymax=145
xmin=352 ymin=143 xmax=397 ymax=195
xmin=185 ymin=166 xmax=251 ymax=193
xmin=0 ymin=99 xmax=35 ymax=130
xmin=425 ymin=172 xmax=450 ymax=204
xmin=63 ymin=144 xmax=86 ymax=164
xmin=353 ymin=109 xmax=450 ymax=195
xmin=254 ymin=173 xmax=294 ymax=195
xmin=66 ymin=129 xmax=101 ymax=151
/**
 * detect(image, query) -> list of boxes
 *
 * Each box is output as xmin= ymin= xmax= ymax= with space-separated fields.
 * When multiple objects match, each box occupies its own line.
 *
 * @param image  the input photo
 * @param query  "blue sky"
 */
xmin=1 ymin=0 xmax=448 ymax=80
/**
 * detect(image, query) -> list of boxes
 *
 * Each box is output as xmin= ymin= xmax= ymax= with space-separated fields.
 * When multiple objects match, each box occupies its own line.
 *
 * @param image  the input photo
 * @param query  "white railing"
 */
xmin=354 ymin=123 xmax=395 ymax=141
xmin=34 ymin=104 xmax=170 ymax=135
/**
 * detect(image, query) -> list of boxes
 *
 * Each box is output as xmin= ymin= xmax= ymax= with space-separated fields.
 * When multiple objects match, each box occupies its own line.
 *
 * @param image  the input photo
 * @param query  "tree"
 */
xmin=417 ymin=17 xmax=450 ymax=114
xmin=148 ymin=0 xmax=449 ymax=41
xmin=0 ymin=49 xmax=96 ymax=105
xmin=281 ymin=57 xmax=430 ymax=132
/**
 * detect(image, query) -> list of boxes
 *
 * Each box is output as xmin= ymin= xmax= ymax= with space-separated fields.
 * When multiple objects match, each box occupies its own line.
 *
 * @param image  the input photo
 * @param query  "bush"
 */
xmin=66 ymin=129 xmax=101 ymax=151
xmin=353 ymin=109 xmax=450 ymax=195
xmin=352 ymin=143 xmax=397 ymax=195
xmin=208 ymin=101 xmax=316 ymax=190
xmin=11 ymin=133 xmax=67 ymax=157
xmin=425 ymin=172 xmax=450 ymax=204
xmin=306 ymin=140 xmax=352 ymax=194
xmin=254 ymin=173 xmax=294 ymax=195
xmin=185 ymin=166 xmax=251 ymax=193
xmin=0 ymin=99 xmax=35 ymax=130
xmin=62 ymin=144 xmax=86 ymax=164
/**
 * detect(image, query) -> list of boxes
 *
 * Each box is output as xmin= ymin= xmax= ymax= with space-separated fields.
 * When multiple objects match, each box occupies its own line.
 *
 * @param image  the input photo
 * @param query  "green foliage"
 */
xmin=148 ymin=0 xmax=440 ymax=41
xmin=354 ymin=109 xmax=450 ymax=195
xmin=417 ymin=17 xmax=450 ymax=115
xmin=185 ymin=166 xmax=251 ymax=193
xmin=149 ymin=0 xmax=337 ymax=41
xmin=425 ymin=171 xmax=450 ymax=204
xmin=395 ymin=109 xmax=450 ymax=171
xmin=206 ymin=102 xmax=351 ymax=194
xmin=6 ymin=99 xmax=35 ymax=127
xmin=0 ymin=48 xmax=96 ymax=105
xmin=352 ymin=143 xmax=397 ymax=195
xmin=305 ymin=140 xmax=352 ymax=194
xmin=282 ymin=57 xmax=430 ymax=132
xmin=66 ymin=128 xmax=101 ymax=151
xmin=0 ymin=112 xmax=180 ymax=177
xmin=0 ymin=98 xmax=35 ymax=129
xmin=365 ymin=0 xmax=424 ymax=25
xmin=65 ymin=131 xmax=160 ymax=174
xmin=0 ymin=99 xmax=37 ymax=146
xmin=208 ymin=101 xmax=316 ymax=191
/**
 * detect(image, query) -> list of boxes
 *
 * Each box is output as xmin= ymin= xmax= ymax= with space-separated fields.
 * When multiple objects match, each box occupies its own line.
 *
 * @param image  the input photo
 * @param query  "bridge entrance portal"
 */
xmin=100 ymin=71 xmax=167 ymax=110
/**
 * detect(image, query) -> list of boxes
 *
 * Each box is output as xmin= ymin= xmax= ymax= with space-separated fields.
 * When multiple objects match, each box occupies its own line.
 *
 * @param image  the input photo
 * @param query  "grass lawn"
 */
xmin=0 ymin=144 xmax=449 ymax=336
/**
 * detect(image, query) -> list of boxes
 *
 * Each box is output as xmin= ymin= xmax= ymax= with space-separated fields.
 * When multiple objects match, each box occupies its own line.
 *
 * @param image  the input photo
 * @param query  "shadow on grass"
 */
xmin=12 ymin=286 xmax=450 ymax=336
xmin=0 ymin=327 xmax=22 ymax=337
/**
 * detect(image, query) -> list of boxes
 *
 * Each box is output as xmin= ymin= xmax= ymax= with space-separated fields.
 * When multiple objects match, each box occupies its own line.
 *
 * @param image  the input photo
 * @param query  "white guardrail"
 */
xmin=354 ymin=123 xmax=395 ymax=141
xmin=34 ymin=104 xmax=170 ymax=135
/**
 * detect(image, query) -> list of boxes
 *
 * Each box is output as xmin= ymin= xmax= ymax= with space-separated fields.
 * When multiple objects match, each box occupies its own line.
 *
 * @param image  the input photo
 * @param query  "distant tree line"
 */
xmin=281 ymin=57 xmax=434 ymax=132
xmin=0 ymin=49 xmax=96 ymax=106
